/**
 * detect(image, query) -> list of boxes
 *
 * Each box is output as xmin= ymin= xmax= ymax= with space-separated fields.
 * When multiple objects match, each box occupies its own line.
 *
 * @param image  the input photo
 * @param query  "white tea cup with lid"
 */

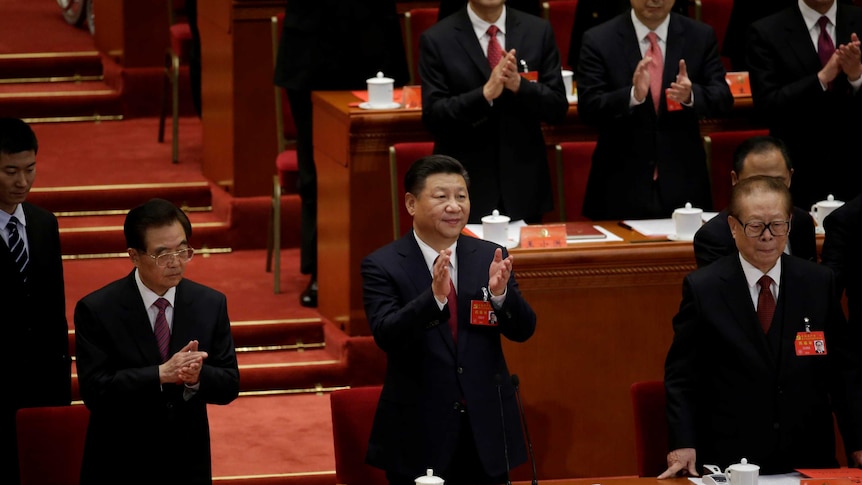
xmin=725 ymin=458 xmax=759 ymax=485
xmin=415 ymin=468 xmax=444 ymax=485
xmin=482 ymin=209 xmax=510 ymax=247
xmin=811 ymin=194 xmax=844 ymax=233
xmin=671 ymin=202 xmax=703 ymax=241
xmin=366 ymin=71 xmax=394 ymax=108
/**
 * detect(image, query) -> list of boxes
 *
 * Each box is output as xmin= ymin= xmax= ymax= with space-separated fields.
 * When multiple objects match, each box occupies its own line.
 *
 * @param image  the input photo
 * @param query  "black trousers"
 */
xmin=385 ymin=411 xmax=508 ymax=485
xmin=285 ymin=89 xmax=317 ymax=277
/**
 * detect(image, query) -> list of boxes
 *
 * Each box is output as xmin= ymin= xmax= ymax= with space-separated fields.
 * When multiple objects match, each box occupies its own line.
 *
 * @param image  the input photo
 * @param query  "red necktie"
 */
xmin=817 ymin=16 xmax=835 ymax=67
xmin=757 ymin=275 xmax=775 ymax=334
xmin=447 ymin=280 xmax=458 ymax=344
xmin=487 ymin=25 xmax=503 ymax=69
xmin=646 ymin=32 xmax=663 ymax=114
xmin=154 ymin=298 xmax=171 ymax=362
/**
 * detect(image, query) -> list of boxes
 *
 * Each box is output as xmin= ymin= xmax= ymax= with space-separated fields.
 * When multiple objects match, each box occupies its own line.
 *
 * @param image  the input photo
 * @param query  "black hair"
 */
xmin=124 ymin=198 xmax=192 ymax=251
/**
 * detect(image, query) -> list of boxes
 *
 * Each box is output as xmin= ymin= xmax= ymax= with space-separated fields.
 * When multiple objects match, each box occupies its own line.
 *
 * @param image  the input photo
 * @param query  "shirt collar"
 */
xmin=468 ymin=3 xmax=507 ymax=39
xmin=0 ymin=204 xmax=26 ymax=229
xmin=738 ymin=252 xmax=782 ymax=290
xmin=134 ymin=268 xmax=177 ymax=309
xmin=631 ymin=9 xmax=670 ymax=43
xmin=798 ymin=0 xmax=837 ymax=31
xmin=413 ymin=231 xmax=458 ymax=275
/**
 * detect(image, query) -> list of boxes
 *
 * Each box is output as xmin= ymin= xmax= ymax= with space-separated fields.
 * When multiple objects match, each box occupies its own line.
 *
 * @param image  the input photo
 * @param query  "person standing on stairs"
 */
xmin=74 ymin=198 xmax=239 ymax=485
xmin=273 ymin=0 xmax=409 ymax=307
xmin=0 ymin=117 xmax=71 ymax=485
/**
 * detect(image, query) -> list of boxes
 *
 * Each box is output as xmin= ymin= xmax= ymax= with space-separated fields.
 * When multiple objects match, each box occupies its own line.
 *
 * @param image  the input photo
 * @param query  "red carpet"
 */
xmin=0 ymin=0 xmax=95 ymax=54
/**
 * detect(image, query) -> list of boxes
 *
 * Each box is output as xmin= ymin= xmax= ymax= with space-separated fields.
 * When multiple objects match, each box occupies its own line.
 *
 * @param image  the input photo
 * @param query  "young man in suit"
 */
xmin=361 ymin=155 xmax=536 ymax=485
xmin=821 ymin=192 xmax=862 ymax=331
xmin=577 ymin=0 xmax=733 ymax=220
xmin=273 ymin=0 xmax=409 ymax=307
xmin=420 ymin=0 xmax=569 ymax=225
xmin=660 ymin=176 xmax=862 ymax=476
xmin=0 ymin=117 xmax=71 ymax=485
xmin=74 ymin=198 xmax=239 ymax=485
xmin=693 ymin=136 xmax=816 ymax=268
xmin=746 ymin=0 xmax=862 ymax=209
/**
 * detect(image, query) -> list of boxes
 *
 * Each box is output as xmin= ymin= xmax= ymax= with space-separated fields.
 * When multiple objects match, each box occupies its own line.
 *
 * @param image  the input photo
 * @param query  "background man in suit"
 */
xmin=420 ymin=0 xmax=569 ymax=225
xmin=577 ymin=0 xmax=733 ymax=220
xmin=693 ymin=136 xmax=816 ymax=268
xmin=821 ymin=192 xmax=862 ymax=331
xmin=660 ymin=176 xmax=862 ymax=476
xmin=747 ymin=0 xmax=862 ymax=209
xmin=361 ymin=155 xmax=536 ymax=485
xmin=438 ymin=0 xmax=541 ymax=20
xmin=0 ymin=117 xmax=70 ymax=485
xmin=722 ymin=0 xmax=854 ymax=71
xmin=567 ymin=0 xmax=689 ymax=70
xmin=274 ymin=0 xmax=409 ymax=307
xmin=74 ymin=198 xmax=239 ymax=484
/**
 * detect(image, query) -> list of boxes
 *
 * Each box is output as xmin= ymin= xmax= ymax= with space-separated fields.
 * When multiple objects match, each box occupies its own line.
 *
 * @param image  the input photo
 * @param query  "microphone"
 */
xmin=512 ymin=374 xmax=538 ymax=485
xmin=495 ymin=374 xmax=513 ymax=485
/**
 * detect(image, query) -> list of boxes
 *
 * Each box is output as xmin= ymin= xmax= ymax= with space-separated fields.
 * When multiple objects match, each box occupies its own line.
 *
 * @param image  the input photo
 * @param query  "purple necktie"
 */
xmin=154 ymin=298 xmax=171 ymax=362
xmin=818 ymin=16 xmax=835 ymax=67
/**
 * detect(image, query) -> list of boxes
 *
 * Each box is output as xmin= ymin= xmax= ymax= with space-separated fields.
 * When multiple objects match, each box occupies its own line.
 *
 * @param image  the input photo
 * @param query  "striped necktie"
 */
xmin=6 ymin=216 xmax=29 ymax=282
xmin=153 ymin=298 xmax=171 ymax=362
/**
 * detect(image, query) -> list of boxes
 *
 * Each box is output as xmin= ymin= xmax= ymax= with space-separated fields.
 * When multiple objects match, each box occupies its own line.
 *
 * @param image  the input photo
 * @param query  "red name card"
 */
xmin=519 ymin=224 xmax=567 ymax=248
xmin=725 ymin=71 xmax=751 ymax=97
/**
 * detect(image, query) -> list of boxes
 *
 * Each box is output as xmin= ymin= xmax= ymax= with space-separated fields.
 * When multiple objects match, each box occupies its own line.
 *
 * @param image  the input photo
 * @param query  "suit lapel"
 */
xmin=454 ymin=236 xmax=484 ymax=356
xmin=717 ymin=256 xmax=774 ymax=364
xmin=395 ymin=234 xmax=457 ymax=353
xmin=663 ymin=15 xmax=686 ymax=104
xmin=171 ymin=280 xmax=193 ymax=355
xmin=784 ymin=8 xmax=822 ymax=76
xmin=120 ymin=272 xmax=166 ymax=364
xmin=453 ymin=10 xmax=493 ymax=79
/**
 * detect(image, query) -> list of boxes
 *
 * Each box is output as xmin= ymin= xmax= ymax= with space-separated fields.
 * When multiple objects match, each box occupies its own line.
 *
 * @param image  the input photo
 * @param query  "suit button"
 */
xmin=457 ymin=367 xmax=463 ymax=374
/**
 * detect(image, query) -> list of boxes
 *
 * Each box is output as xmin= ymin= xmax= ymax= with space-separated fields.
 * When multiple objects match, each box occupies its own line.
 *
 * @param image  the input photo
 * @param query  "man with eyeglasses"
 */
xmin=660 ymin=176 xmax=862 ymax=477
xmin=693 ymin=136 xmax=816 ymax=268
xmin=74 ymin=198 xmax=239 ymax=484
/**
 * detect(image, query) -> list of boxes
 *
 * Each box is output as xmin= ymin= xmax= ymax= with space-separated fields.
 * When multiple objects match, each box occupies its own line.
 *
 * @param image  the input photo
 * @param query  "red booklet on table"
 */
xmin=565 ymin=222 xmax=607 ymax=241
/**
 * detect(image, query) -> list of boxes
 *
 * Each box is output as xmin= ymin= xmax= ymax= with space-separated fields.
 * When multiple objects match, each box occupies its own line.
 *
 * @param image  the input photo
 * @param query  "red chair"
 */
xmin=404 ymin=8 xmax=440 ymax=86
xmin=695 ymin=0 xmax=734 ymax=70
xmin=555 ymin=141 xmax=595 ymax=221
xmin=158 ymin=0 xmax=193 ymax=164
xmin=330 ymin=385 xmax=387 ymax=485
xmin=630 ymin=380 xmax=668 ymax=478
xmin=389 ymin=142 xmax=435 ymax=240
xmin=266 ymin=13 xmax=300 ymax=294
xmin=703 ymin=129 xmax=768 ymax=210
xmin=17 ymin=404 xmax=90 ymax=485
xmin=542 ymin=1 xmax=579 ymax=70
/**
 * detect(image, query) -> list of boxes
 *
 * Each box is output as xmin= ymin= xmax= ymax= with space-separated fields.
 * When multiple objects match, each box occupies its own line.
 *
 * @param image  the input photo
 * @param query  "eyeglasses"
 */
xmin=146 ymin=247 xmax=194 ymax=267
xmin=733 ymin=218 xmax=791 ymax=238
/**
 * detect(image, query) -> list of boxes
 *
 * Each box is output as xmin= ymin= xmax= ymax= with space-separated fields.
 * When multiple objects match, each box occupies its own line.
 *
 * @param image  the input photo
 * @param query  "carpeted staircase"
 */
xmin=2 ymin=3 xmax=385 ymax=483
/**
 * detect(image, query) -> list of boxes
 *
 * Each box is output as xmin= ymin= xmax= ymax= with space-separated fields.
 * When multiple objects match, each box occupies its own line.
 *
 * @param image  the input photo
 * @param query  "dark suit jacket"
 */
xmin=747 ymin=4 xmax=862 ymax=208
xmin=665 ymin=254 xmax=862 ymax=473
xmin=693 ymin=206 xmax=817 ymax=268
xmin=273 ymin=0 xmax=409 ymax=90
xmin=438 ymin=0 xmax=541 ymax=20
xmin=361 ymin=233 xmax=536 ymax=478
xmin=577 ymin=12 xmax=733 ymax=220
xmin=419 ymin=7 xmax=569 ymax=223
xmin=822 ymin=193 xmax=862 ymax=330
xmin=1 ymin=202 xmax=71 ymax=482
xmin=723 ymin=0 xmax=853 ymax=71
xmin=567 ymin=1 xmax=690 ymax=69
xmin=74 ymin=272 xmax=239 ymax=485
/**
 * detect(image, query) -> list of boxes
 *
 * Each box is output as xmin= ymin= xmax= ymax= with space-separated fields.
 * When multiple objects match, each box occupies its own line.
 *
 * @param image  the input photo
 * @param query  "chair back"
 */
xmin=271 ymin=13 xmax=298 ymax=153
xmin=695 ymin=0 xmax=734 ymax=70
xmin=331 ymin=385 xmax=386 ymax=485
xmin=404 ymin=8 xmax=440 ymax=85
xmin=17 ymin=404 xmax=90 ymax=485
xmin=703 ymin=129 xmax=769 ymax=210
xmin=630 ymin=380 xmax=668 ymax=478
xmin=542 ymin=1 xmax=579 ymax=70
xmin=389 ymin=142 xmax=435 ymax=240
xmin=555 ymin=141 xmax=595 ymax=221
